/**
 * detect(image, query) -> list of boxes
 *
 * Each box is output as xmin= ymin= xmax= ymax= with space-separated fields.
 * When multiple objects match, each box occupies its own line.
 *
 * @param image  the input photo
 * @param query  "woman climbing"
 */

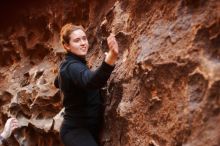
xmin=54 ymin=23 xmax=119 ymax=146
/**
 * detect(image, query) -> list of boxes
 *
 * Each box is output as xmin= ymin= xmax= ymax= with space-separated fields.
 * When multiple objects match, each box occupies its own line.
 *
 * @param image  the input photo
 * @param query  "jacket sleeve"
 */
xmin=67 ymin=61 xmax=115 ymax=90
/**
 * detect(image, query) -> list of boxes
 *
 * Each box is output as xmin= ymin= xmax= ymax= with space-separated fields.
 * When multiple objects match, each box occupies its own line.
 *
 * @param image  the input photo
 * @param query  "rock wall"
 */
xmin=0 ymin=0 xmax=219 ymax=146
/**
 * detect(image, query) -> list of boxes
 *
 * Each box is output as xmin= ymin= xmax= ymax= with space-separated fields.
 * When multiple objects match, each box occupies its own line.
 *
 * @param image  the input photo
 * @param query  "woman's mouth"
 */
xmin=81 ymin=47 xmax=87 ymax=51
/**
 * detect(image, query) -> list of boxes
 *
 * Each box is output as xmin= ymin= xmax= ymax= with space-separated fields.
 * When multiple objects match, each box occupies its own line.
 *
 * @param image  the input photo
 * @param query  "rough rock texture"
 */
xmin=0 ymin=0 xmax=219 ymax=146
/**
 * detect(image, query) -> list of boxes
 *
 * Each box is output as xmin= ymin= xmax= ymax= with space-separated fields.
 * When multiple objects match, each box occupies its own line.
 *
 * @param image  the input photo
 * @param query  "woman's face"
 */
xmin=65 ymin=29 xmax=89 ymax=57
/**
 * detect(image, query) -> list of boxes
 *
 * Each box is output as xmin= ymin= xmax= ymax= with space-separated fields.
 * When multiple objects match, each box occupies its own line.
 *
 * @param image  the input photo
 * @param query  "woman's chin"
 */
xmin=81 ymin=52 xmax=87 ymax=56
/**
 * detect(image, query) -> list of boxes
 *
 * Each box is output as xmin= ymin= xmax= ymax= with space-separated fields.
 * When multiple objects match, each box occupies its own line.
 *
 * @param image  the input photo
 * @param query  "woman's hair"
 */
xmin=60 ymin=23 xmax=85 ymax=46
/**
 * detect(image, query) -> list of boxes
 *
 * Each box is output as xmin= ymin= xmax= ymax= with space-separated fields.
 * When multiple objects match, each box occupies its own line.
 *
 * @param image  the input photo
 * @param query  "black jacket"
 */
xmin=54 ymin=52 xmax=114 ymax=127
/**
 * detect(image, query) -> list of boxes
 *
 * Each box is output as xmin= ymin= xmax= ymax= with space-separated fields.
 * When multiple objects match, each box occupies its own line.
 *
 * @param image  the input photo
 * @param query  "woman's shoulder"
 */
xmin=60 ymin=59 xmax=82 ymax=68
xmin=59 ymin=60 xmax=84 ymax=79
xmin=61 ymin=59 xmax=87 ymax=73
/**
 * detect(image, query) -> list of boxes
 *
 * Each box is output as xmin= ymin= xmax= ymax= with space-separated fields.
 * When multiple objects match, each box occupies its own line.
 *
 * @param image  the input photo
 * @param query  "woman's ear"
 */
xmin=64 ymin=43 xmax=70 ymax=51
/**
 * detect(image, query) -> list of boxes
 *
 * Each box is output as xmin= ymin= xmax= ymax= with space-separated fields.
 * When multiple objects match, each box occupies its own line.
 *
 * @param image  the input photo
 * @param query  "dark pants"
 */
xmin=60 ymin=121 xmax=100 ymax=146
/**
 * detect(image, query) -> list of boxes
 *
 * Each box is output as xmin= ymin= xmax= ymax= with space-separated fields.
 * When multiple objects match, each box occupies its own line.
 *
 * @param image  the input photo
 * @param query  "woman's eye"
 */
xmin=73 ymin=38 xmax=80 ymax=42
xmin=82 ymin=36 xmax=87 ymax=41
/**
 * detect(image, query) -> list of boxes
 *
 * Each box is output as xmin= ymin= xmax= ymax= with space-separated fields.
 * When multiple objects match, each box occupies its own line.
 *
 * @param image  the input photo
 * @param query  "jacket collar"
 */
xmin=65 ymin=51 xmax=87 ymax=64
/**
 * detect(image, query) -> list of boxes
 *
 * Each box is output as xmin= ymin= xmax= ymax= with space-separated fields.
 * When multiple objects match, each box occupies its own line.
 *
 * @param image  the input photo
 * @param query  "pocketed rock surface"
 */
xmin=0 ymin=0 xmax=219 ymax=146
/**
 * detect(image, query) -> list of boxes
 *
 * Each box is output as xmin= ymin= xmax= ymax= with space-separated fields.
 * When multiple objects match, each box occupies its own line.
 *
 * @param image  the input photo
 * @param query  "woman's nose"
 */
xmin=80 ymin=39 xmax=86 ymax=45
